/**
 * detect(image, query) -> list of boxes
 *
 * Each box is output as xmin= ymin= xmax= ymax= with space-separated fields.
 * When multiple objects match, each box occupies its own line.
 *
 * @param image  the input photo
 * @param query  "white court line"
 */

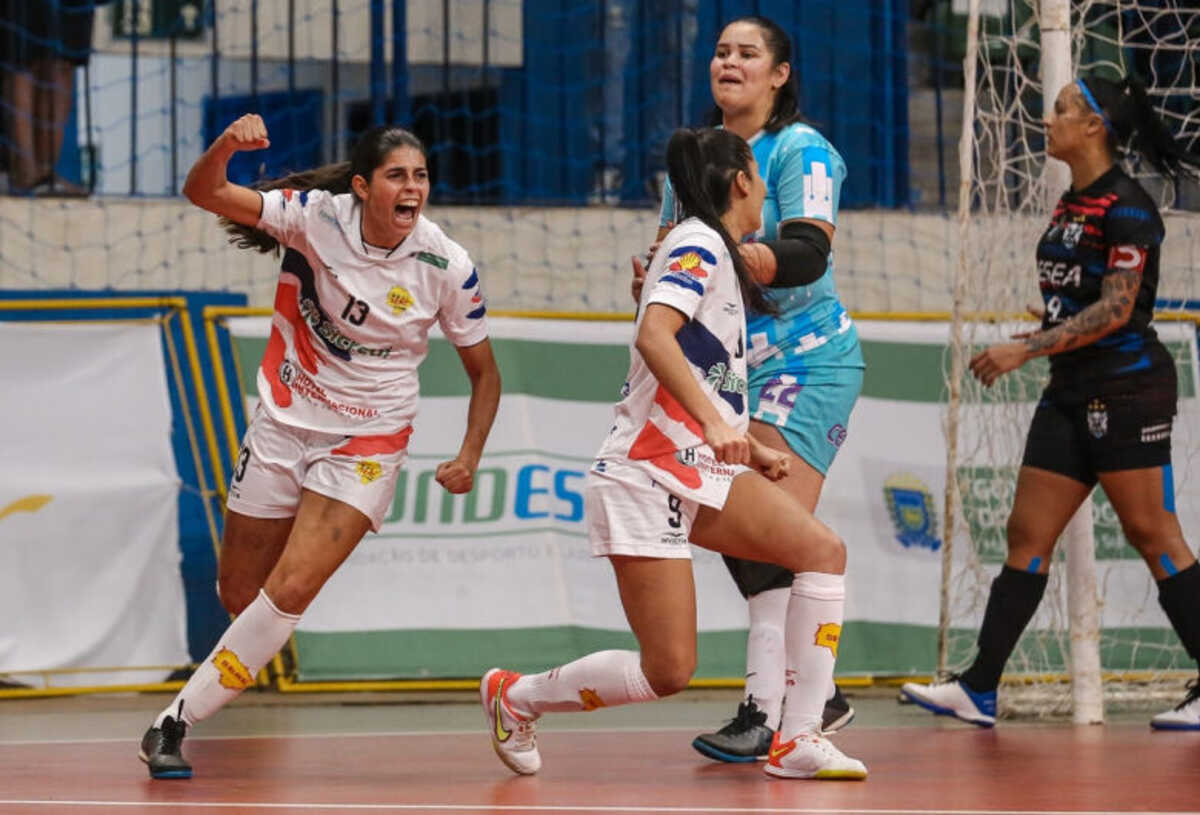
xmin=0 ymin=804 xmax=1193 ymax=815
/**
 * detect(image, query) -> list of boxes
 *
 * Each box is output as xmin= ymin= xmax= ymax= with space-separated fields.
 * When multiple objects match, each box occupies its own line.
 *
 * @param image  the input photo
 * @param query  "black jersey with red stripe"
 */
xmin=1035 ymin=164 xmax=1170 ymax=398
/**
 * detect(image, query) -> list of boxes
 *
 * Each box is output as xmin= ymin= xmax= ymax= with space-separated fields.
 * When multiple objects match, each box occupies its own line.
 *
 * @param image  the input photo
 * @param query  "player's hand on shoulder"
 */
xmin=703 ymin=420 xmax=750 ymax=466
xmin=435 ymin=458 xmax=476 ymax=494
xmin=739 ymin=241 xmax=777 ymax=285
xmin=222 ymin=114 xmax=270 ymax=152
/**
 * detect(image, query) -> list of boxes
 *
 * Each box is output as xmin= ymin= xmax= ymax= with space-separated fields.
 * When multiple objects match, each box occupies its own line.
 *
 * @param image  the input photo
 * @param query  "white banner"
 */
xmin=224 ymin=317 xmax=1199 ymax=678
xmin=0 ymin=322 xmax=188 ymax=686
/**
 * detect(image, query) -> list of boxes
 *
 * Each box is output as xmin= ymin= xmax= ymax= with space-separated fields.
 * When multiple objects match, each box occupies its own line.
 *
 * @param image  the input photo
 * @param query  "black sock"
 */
xmin=960 ymin=565 xmax=1048 ymax=693
xmin=1157 ymin=561 xmax=1200 ymax=669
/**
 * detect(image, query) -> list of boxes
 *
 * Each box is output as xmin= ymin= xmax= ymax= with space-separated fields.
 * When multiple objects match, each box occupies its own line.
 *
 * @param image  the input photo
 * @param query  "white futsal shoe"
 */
xmin=1150 ymin=679 xmax=1200 ymax=731
xmin=764 ymin=731 xmax=867 ymax=780
xmin=900 ymin=677 xmax=997 ymax=727
xmin=481 ymin=668 xmax=542 ymax=774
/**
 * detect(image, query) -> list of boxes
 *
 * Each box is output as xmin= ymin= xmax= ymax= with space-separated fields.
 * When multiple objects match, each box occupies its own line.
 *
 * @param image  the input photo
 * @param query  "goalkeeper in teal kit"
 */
xmin=640 ymin=15 xmax=866 ymax=763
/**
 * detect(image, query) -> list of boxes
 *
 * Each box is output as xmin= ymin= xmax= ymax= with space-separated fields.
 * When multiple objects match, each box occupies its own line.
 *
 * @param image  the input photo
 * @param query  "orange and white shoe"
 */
xmin=764 ymin=730 xmax=867 ymax=780
xmin=480 ymin=667 xmax=541 ymax=775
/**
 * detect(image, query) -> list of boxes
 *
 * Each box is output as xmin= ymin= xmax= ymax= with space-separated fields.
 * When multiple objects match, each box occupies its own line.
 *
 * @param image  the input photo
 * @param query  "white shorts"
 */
xmin=585 ymin=460 xmax=702 ymax=560
xmin=225 ymin=407 xmax=410 ymax=532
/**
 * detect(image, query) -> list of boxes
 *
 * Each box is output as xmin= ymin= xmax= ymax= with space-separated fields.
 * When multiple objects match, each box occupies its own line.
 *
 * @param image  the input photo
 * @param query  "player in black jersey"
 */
xmin=902 ymin=74 xmax=1200 ymax=729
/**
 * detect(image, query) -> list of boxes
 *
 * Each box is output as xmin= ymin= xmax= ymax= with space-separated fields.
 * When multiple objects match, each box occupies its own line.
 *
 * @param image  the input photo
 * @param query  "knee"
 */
xmin=262 ymin=569 xmax=315 ymax=616
xmin=641 ymin=653 xmax=696 ymax=698
xmin=1006 ymin=512 xmax=1041 ymax=554
xmin=1119 ymin=515 xmax=1169 ymax=554
xmin=217 ymin=578 xmax=259 ymax=616
xmin=802 ymin=528 xmax=846 ymax=574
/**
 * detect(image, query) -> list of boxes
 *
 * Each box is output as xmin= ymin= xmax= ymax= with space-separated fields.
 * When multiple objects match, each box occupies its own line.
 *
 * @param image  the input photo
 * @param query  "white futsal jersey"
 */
xmin=593 ymin=218 xmax=749 ymax=509
xmin=253 ymin=188 xmax=489 ymax=436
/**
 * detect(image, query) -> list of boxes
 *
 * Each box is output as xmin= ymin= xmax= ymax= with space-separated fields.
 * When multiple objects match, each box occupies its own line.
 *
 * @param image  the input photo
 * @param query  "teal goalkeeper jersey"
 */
xmin=659 ymin=123 xmax=859 ymax=377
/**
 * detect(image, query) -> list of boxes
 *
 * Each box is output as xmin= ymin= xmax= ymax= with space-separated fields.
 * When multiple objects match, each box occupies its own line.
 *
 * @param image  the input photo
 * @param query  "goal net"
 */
xmin=943 ymin=0 xmax=1200 ymax=719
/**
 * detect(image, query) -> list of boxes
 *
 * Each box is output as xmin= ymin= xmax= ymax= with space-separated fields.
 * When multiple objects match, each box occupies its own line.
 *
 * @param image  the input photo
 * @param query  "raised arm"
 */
xmin=182 ymin=114 xmax=271 ymax=227
xmin=634 ymin=303 xmax=748 ymax=465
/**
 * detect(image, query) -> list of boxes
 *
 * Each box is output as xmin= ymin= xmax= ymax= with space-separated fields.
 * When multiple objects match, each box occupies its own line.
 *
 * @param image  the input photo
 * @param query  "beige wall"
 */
xmin=3 ymin=197 xmax=1197 ymax=315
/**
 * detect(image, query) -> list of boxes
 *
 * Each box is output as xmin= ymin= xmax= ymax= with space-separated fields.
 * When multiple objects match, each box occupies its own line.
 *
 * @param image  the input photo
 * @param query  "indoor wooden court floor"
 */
xmin=1 ymin=689 xmax=1197 ymax=814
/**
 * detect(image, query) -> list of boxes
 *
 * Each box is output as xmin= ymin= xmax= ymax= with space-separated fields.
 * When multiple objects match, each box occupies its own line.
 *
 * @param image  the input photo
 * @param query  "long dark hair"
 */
xmin=223 ymin=126 xmax=428 ymax=254
xmin=1079 ymin=74 xmax=1200 ymax=186
xmin=707 ymin=15 xmax=806 ymax=133
xmin=666 ymin=127 xmax=773 ymax=315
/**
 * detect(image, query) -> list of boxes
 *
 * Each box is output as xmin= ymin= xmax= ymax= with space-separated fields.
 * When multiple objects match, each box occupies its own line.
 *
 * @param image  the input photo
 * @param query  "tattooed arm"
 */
xmin=968 ymin=268 xmax=1141 ymax=386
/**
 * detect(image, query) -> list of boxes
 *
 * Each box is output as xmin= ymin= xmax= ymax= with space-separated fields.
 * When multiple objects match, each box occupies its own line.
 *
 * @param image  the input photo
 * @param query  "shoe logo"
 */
xmin=494 ymin=676 xmax=512 ymax=743
xmin=814 ymin=622 xmax=841 ymax=657
xmin=768 ymin=738 xmax=796 ymax=762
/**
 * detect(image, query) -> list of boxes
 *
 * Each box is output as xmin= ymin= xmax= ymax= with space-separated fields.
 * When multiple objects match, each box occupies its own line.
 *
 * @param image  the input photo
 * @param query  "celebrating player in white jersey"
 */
xmin=138 ymin=114 xmax=501 ymax=779
xmin=479 ymin=127 xmax=867 ymax=781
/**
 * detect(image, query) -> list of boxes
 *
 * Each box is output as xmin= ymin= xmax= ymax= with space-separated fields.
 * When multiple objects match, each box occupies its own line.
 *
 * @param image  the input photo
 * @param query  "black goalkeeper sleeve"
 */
xmin=759 ymin=220 xmax=832 ymax=288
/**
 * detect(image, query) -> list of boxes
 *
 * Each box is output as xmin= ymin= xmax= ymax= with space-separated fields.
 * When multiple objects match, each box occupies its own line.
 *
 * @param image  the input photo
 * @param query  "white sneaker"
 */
xmin=764 ymin=731 xmax=867 ymax=780
xmin=900 ymin=677 xmax=996 ymax=727
xmin=1151 ymin=680 xmax=1200 ymax=731
xmin=480 ymin=668 xmax=541 ymax=774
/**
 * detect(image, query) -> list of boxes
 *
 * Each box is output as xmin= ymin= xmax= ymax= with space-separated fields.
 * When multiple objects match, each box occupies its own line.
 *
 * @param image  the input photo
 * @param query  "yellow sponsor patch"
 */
xmin=0 ymin=494 xmax=52 ymax=522
xmin=212 ymin=647 xmax=254 ymax=690
xmin=357 ymin=461 xmax=383 ymax=484
xmin=814 ymin=622 xmax=841 ymax=657
xmin=387 ymin=286 xmax=414 ymax=315
xmin=578 ymin=688 xmax=606 ymax=711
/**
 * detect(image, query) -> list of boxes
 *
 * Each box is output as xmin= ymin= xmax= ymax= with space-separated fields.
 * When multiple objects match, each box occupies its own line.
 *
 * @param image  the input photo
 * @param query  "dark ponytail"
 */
xmin=707 ymin=15 xmax=806 ymax=133
xmin=222 ymin=126 xmax=428 ymax=254
xmin=1080 ymin=73 xmax=1200 ymax=187
xmin=666 ymin=127 xmax=774 ymax=315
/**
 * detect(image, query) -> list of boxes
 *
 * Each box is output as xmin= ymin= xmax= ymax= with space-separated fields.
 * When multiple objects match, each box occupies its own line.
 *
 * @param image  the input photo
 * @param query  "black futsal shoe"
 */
xmin=139 ymin=715 xmax=193 ymax=779
xmin=692 ymin=696 xmax=774 ymax=763
xmin=822 ymin=685 xmax=856 ymax=734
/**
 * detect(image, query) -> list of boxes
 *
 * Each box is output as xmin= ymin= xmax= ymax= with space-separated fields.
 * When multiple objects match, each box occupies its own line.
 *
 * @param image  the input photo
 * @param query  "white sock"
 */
xmin=744 ymin=586 xmax=789 ymax=728
xmin=155 ymin=589 xmax=300 ymax=728
xmin=507 ymin=649 xmax=659 ymax=716
xmin=779 ymin=572 xmax=845 ymax=741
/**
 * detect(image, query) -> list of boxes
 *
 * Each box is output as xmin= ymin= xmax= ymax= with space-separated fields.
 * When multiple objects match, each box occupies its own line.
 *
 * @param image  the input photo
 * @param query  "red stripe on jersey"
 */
xmin=629 ymin=421 xmax=701 ymax=488
xmin=1108 ymin=245 xmax=1147 ymax=274
xmin=1064 ymin=203 xmax=1107 ymax=217
xmin=1082 ymin=224 xmax=1103 ymax=235
xmin=1076 ymin=193 xmax=1117 ymax=205
xmin=261 ymin=326 xmax=293 ymax=408
xmin=331 ymin=426 xmax=413 ymax=457
xmin=274 ymin=279 xmax=321 ymax=374
xmin=653 ymin=385 xmax=704 ymax=438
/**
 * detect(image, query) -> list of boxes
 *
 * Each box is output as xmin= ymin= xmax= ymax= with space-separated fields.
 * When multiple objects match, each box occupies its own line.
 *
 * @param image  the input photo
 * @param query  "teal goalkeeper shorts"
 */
xmin=748 ymin=355 xmax=864 ymax=476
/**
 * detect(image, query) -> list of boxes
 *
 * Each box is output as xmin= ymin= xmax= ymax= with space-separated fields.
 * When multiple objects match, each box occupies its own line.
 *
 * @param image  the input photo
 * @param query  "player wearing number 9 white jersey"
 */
xmin=478 ymin=127 xmax=866 ymax=783
xmin=138 ymin=118 xmax=501 ymax=781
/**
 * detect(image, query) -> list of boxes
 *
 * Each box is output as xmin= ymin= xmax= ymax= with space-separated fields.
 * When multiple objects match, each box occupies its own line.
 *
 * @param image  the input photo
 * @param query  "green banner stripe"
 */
xmin=232 ymin=335 xmax=1196 ymax=404
xmin=292 ymin=620 xmax=1182 ymax=682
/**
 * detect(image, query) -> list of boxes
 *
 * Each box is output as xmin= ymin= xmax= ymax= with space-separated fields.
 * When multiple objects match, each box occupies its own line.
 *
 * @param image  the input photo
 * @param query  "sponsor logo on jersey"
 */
xmin=462 ymin=267 xmax=486 ymax=320
xmin=1108 ymin=244 xmax=1147 ymax=274
xmin=826 ymin=423 xmax=847 ymax=448
xmin=883 ymin=472 xmax=940 ymax=551
xmin=299 ymin=298 xmax=393 ymax=357
xmin=704 ymin=361 xmax=747 ymax=398
xmin=278 ymin=359 xmax=298 ymax=386
xmin=387 ymin=286 xmax=414 ymax=315
xmin=415 ymin=250 xmax=449 ymax=270
xmin=578 ymin=688 xmax=606 ymax=711
xmin=660 ymin=531 xmax=689 ymax=546
xmin=281 ymin=188 xmax=309 ymax=207
xmin=357 ymin=461 xmax=384 ymax=484
xmin=814 ymin=622 xmax=841 ymax=657
xmin=1141 ymin=422 xmax=1171 ymax=443
xmin=0 ymin=494 xmax=51 ymax=523
xmin=1038 ymin=260 xmax=1082 ymax=289
xmin=213 ymin=647 xmax=255 ymax=690
xmin=1087 ymin=399 xmax=1108 ymax=438
xmin=662 ymin=244 xmax=717 ymax=295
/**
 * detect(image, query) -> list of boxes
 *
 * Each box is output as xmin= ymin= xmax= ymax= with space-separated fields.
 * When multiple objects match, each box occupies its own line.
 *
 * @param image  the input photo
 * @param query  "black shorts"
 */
xmin=1021 ymin=381 xmax=1176 ymax=486
xmin=721 ymin=555 xmax=793 ymax=599
xmin=1 ymin=0 xmax=97 ymax=67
